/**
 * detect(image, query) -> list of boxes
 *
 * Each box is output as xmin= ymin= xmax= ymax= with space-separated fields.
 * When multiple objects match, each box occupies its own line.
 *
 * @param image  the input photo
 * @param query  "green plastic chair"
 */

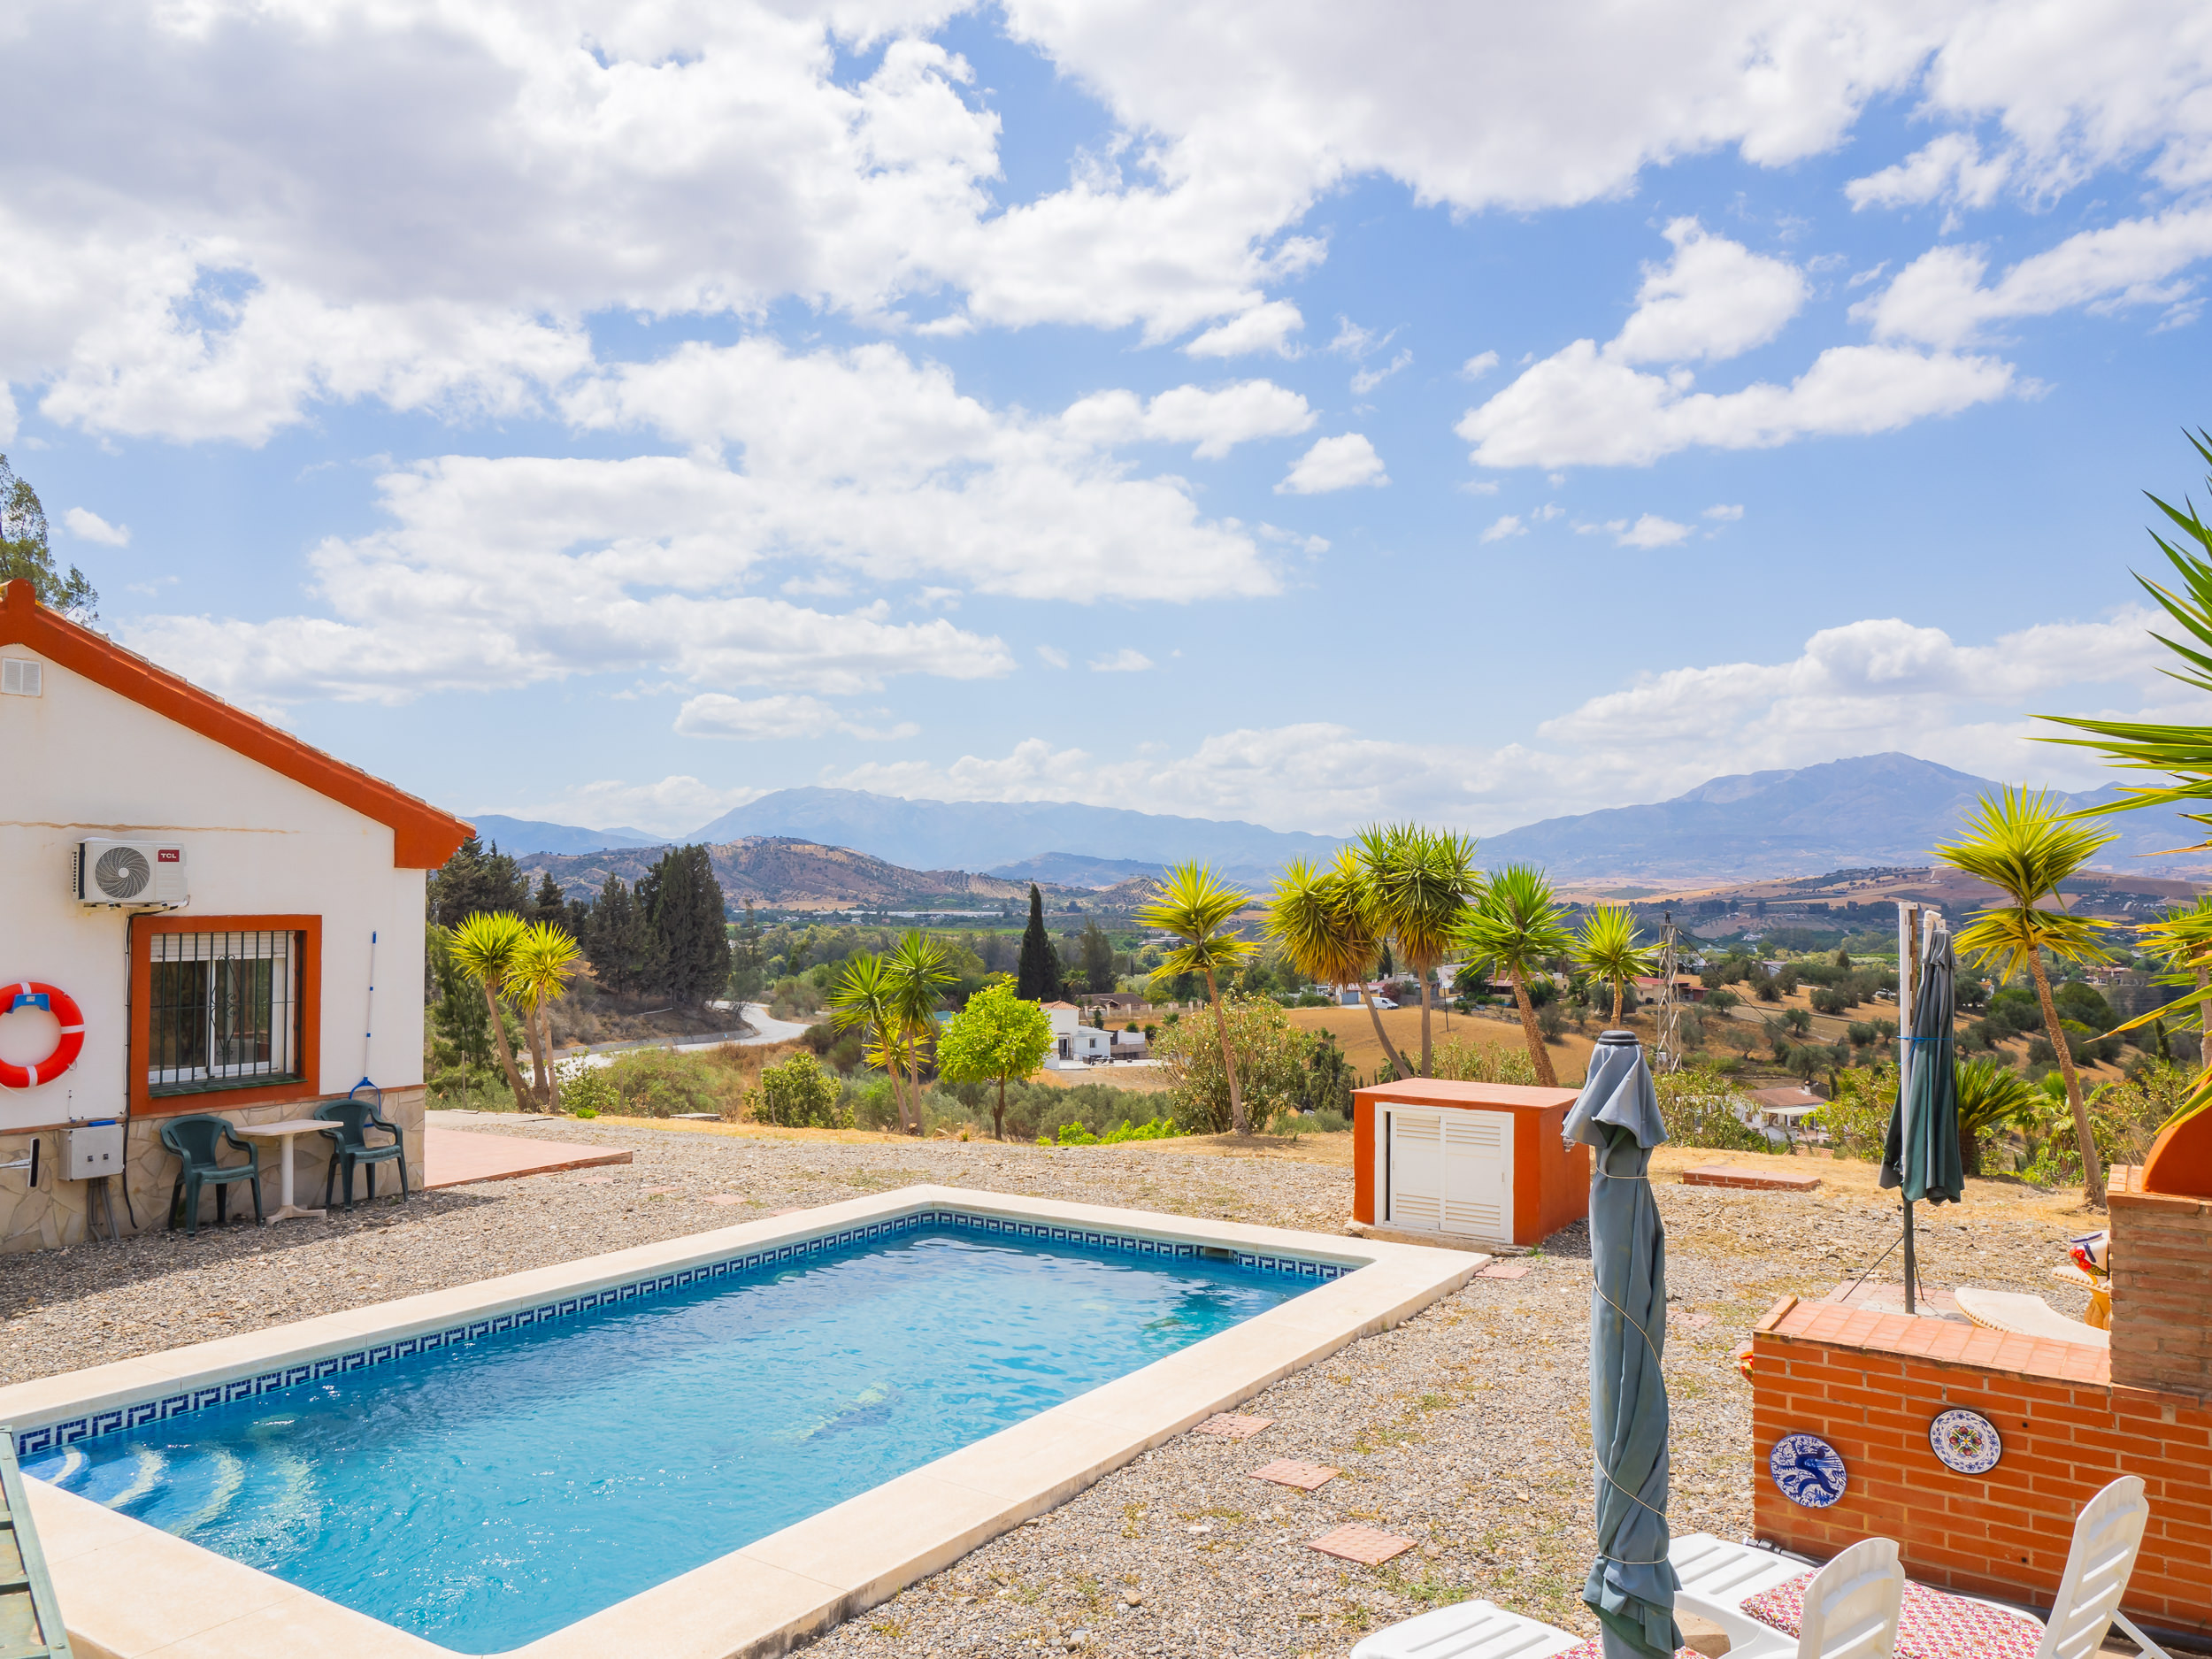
xmin=314 ymin=1086 xmax=410 ymax=1211
xmin=159 ymin=1115 xmax=264 ymax=1236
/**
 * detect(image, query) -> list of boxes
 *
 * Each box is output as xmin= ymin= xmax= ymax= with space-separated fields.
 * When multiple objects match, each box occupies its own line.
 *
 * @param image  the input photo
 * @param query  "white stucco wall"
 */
xmin=0 ymin=642 xmax=427 ymax=1136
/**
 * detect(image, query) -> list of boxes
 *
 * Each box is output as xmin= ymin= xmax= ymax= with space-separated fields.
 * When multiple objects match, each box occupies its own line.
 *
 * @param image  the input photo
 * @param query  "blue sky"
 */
xmin=5 ymin=1 xmax=2210 ymax=840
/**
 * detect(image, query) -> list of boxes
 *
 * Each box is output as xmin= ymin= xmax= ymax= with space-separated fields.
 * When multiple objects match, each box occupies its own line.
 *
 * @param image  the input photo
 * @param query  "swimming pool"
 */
xmin=26 ymin=1225 xmax=1308 ymax=1652
xmin=4 ymin=1187 xmax=1480 ymax=1659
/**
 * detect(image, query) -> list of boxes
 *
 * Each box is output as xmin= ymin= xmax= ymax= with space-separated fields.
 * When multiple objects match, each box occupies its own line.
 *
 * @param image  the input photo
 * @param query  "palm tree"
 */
xmin=448 ymin=910 xmax=534 ymax=1109
xmin=512 ymin=922 xmax=583 ymax=1110
xmin=1456 ymin=864 xmax=1572 ymax=1087
xmin=829 ymin=951 xmax=911 ymax=1128
xmin=1936 ymin=787 xmax=2116 ymax=1204
xmin=1141 ymin=864 xmax=1257 ymax=1133
xmin=1265 ymin=851 xmax=1410 ymax=1079
xmin=882 ymin=931 xmax=956 ymax=1134
xmin=1573 ymin=903 xmax=1657 ymax=1024
xmin=1355 ymin=824 xmax=1482 ymax=1075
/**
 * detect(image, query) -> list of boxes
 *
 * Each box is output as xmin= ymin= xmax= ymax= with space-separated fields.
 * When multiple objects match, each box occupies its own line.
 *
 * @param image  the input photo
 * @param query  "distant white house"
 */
xmin=1042 ymin=1002 xmax=1149 ymax=1068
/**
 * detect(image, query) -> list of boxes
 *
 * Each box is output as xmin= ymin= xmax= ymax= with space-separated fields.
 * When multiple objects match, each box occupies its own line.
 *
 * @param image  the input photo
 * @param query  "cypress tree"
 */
xmin=1017 ymin=884 xmax=1063 ymax=1002
xmin=585 ymin=874 xmax=645 ymax=996
xmin=641 ymin=845 xmax=730 ymax=1005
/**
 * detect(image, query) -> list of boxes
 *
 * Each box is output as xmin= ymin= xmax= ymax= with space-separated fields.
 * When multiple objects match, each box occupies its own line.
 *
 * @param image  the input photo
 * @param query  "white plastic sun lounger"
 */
xmin=1348 ymin=1599 xmax=1584 ymax=1659
xmin=1951 ymin=1286 xmax=2109 ymax=1348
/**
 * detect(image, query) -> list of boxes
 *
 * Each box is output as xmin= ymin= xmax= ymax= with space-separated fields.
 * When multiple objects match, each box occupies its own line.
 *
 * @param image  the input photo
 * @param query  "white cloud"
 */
xmin=1457 ymin=218 xmax=2016 ymax=468
xmin=1088 ymin=648 xmax=1153 ymax=672
xmin=1277 ymin=432 xmax=1387 ymax=494
xmin=1579 ymin=513 xmax=1693 ymax=548
xmin=1350 ymin=349 xmax=1413 ymax=396
xmin=562 ymin=337 xmax=1281 ymax=603
xmin=1703 ymin=503 xmax=1745 ymax=520
xmin=1056 ymin=379 xmax=1314 ymax=457
xmin=1479 ymin=514 xmax=1525 ymax=543
xmin=63 ymin=506 xmax=131 ymax=545
xmin=818 ymin=606 xmax=2185 ymax=835
xmin=1606 ymin=219 xmax=1808 ymax=365
xmin=673 ymin=692 xmax=919 ymax=741
xmin=1036 ymin=644 xmax=1070 ymax=669
xmin=1846 ymin=134 xmax=2010 ymax=214
xmin=1459 ymin=351 xmax=1500 ymax=380
xmin=1855 ymin=206 xmax=2212 ymax=348
xmin=1183 ymin=301 xmax=1306 ymax=358
xmin=1461 ymin=337 xmax=2016 ymax=469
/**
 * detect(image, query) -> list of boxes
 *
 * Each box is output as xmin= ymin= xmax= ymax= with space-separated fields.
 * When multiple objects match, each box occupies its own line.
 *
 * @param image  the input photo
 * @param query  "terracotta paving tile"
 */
xmin=1307 ymin=1525 xmax=1417 ymax=1566
xmin=422 ymin=1127 xmax=631 ymax=1189
xmin=1475 ymin=1262 xmax=1530 ymax=1279
xmin=1676 ymin=1312 xmax=1715 ymax=1330
xmin=703 ymin=1194 xmax=750 ymax=1206
xmin=1249 ymin=1459 xmax=1340 ymax=1492
xmin=642 ymin=1187 xmax=680 ymax=1196
xmin=1191 ymin=1413 xmax=1273 ymax=1440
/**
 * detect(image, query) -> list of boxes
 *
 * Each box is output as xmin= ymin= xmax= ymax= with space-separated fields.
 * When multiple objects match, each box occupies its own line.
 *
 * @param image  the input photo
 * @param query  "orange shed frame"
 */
xmin=1352 ymin=1078 xmax=1589 ymax=1247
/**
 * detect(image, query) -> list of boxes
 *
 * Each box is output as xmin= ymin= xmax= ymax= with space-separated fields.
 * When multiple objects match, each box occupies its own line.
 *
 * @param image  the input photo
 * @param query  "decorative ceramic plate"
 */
xmin=1930 ymin=1408 xmax=2003 ymax=1474
xmin=1769 ymin=1433 xmax=1847 ymax=1509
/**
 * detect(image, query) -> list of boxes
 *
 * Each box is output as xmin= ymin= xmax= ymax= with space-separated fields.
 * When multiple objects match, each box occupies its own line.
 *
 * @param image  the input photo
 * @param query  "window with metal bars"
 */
xmin=147 ymin=930 xmax=302 ymax=1094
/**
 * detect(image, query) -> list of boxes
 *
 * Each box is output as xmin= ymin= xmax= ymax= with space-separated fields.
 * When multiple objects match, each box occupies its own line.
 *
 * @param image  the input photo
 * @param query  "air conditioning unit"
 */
xmin=74 ymin=838 xmax=188 ymax=907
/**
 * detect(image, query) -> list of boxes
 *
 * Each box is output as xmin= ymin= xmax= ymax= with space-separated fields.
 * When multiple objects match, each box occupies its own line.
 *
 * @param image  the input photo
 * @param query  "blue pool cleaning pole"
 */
xmin=357 ymin=930 xmax=377 ymax=1091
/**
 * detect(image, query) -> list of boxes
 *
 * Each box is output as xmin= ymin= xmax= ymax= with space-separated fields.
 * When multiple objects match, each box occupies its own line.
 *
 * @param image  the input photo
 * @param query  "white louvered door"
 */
xmin=1440 ymin=1111 xmax=1511 ymax=1239
xmin=1386 ymin=1110 xmax=1443 ymax=1229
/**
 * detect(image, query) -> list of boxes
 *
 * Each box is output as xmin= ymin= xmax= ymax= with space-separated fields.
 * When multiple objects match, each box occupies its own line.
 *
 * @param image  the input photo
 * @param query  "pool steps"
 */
xmin=0 ymin=1428 xmax=75 ymax=1657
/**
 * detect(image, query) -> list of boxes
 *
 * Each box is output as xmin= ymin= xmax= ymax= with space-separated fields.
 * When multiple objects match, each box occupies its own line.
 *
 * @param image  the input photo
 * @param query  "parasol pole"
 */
xmin=1901 ymin=902 xmax=1921 ymax=1315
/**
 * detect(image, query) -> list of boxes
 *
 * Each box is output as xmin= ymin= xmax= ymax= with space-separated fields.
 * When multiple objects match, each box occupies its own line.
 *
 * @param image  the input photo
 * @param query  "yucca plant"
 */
xmin=1353 ymin=824 xmax=1483 ymax=1075
xmin=1455 ymin=864 xmax=1573 ymax=1087
xmin=1265 ymin=850 xmax=1409 ymax=1078
xmin=1954 ymin=1057 xmax=2039 ymax=1177
xmin=512 ymin=922 xmax=583 ymax=1110
xmin=1141 ymin=864 xmax=1257 ymax=1133
xmin=1936 ymin=788 xmax=2116 ymax=1204
xmin=830 ymin=951 xmax=910 ymax=1130
xmin=1573 ymin=903 xmax=1658 ymax=1024
xmin=883 ymin=931 xmax=956 ymax=1134
xmin=447 ymin=910 xmax=534 ymax=1109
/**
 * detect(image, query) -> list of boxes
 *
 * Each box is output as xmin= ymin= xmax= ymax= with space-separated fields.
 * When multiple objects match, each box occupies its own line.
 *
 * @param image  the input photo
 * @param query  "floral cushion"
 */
xmin=1740 ymin=1571 xmax=2043 ymax=1658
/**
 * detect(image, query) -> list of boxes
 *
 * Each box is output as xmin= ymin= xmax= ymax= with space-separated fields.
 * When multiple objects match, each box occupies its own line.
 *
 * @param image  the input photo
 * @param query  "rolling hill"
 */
xmin=512 ymin=836 xmax=1118 ymax=913
xmin=1480 ymin=754 xmax=2207 ymax=879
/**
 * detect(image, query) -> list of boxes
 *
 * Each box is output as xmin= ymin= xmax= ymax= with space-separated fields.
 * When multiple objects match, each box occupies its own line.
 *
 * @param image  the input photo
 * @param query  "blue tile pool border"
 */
xmin=18 ymin=1206 xmax=1348 ymax=1457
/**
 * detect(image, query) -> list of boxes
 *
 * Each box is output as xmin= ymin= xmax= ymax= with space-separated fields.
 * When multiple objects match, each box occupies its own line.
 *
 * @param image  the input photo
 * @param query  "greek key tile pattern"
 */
xmin=17 ymin=1209 xmax=1346 ymax=1456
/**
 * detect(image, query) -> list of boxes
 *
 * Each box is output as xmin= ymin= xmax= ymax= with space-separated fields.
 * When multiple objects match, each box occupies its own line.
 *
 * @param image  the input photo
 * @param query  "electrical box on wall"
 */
xmin=64 ymin=1120 xmax=124 ymax=1179
xmin=73 ymin=838 xmax=188 ymax=906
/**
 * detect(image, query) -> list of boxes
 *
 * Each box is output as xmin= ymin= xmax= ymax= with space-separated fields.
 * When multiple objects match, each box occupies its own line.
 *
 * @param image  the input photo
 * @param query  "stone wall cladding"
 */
xmin=0 ymin=1085 xmax=426 ymax=1252
xmin=2108 ymin=1165 xmax=2212 ymax=1401
xmin=1749 ymin=1295 xmax=2212 ymax=1643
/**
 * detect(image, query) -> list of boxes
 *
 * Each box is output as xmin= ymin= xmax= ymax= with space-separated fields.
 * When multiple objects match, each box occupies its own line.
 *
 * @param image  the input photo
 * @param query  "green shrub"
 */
xmin=1429 ymin=1038 xmax=1538 ymax=1086
xmin=1654 ymin=1073 xmax=1769 ymax=1152
xmin=751 ymin=1052 xmax=849 ymax=1128
xmin=1156 ymin=995 xmax=1312 ymax=1134
xmin=1812 ymin=1067 xmax=1893 ymax=1162
xmin=1847 ymin=1021 xmax=1878 ymax=1048
xmin=559 ymin=1064 xmax=619 ymax=1117
xmin=590 ymin=1048 xmax=733 ymax=1118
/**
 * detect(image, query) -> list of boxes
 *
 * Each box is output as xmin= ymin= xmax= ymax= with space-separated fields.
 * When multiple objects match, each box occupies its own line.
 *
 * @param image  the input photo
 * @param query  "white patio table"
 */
xmin=230 ymin=1118 xmax=331 ymax=1224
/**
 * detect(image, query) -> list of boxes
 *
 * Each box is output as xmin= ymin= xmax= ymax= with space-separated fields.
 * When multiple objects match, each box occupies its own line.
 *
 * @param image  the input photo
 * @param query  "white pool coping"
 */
xmin=3 ymin=1184 xmax=1483 ymax=1659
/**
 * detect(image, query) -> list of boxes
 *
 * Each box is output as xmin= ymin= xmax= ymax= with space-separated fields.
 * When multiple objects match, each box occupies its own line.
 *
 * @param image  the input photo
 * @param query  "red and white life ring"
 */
xmin=0 ymin=982 xmax=85 ymax=1089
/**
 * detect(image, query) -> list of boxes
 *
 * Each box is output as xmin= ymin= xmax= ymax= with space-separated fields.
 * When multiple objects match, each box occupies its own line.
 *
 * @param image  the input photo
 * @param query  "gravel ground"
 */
xmin=0 ymin=1118 xmax=2118 ymax=1655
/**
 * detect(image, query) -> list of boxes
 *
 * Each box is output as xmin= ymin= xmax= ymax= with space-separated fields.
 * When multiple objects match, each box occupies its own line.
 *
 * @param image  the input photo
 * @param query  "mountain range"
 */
xmin=472 ymin=753 xmax=2210 ymax=887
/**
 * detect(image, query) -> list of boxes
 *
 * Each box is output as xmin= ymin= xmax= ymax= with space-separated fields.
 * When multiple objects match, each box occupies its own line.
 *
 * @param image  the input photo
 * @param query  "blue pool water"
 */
xmin=28 ymin=1229 xmax=1308 ymax=1653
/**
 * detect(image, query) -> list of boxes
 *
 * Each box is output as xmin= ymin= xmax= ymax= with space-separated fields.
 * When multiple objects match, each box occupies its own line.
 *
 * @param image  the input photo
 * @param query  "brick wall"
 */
xmin=1750 ymin=1296 xmax=2212 ymax=1643
xmin=2109 ymin=1166 xmax=2212 ymax=1400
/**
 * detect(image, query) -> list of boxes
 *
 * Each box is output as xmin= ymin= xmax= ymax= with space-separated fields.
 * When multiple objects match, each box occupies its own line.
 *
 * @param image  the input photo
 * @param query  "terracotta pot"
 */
xmin=2141 ymin=1105 xmax=2212 ymax=1197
